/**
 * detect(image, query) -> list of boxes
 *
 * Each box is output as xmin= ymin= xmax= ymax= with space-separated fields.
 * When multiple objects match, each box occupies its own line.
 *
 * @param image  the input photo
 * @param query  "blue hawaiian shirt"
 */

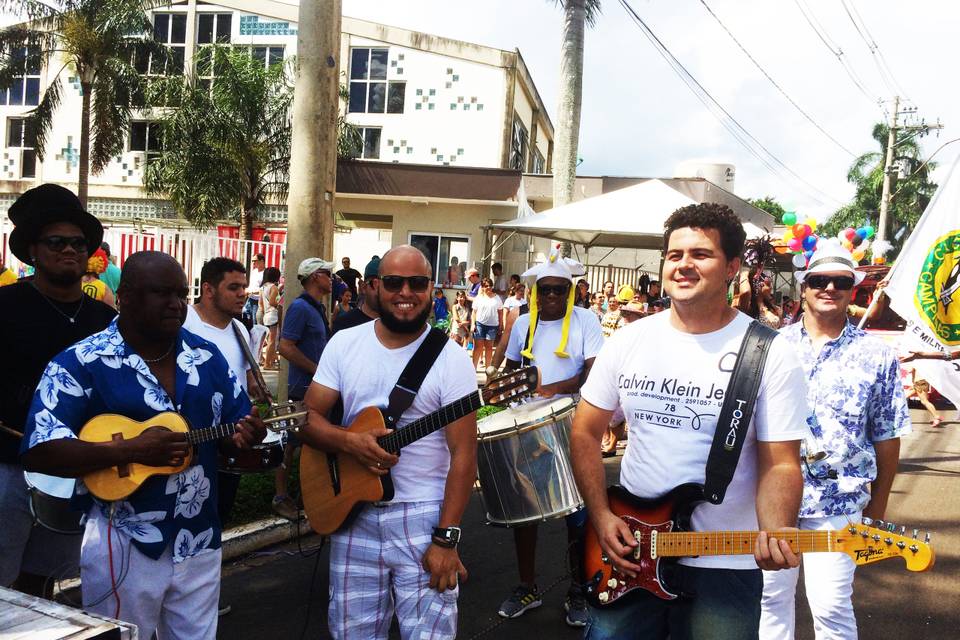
xmin=20 ymin=319 xmax=251 ymax=562
xmin=780 ymin=321 xmax=911 ymax=517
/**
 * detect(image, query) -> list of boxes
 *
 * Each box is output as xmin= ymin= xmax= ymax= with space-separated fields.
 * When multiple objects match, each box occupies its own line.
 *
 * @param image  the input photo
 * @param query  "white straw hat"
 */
xmin=795 ymin=240 xmax=865 ymax=285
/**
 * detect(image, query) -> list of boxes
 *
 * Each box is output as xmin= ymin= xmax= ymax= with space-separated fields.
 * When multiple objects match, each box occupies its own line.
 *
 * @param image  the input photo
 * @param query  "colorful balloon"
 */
xmin=864 ymin=226 xmax=875 ymax=239
xmin=852 ymin=249 xmax=866 ymax=262
xmin=844 ymin=228 xmax=857 ymax=241
xmin=791 ymin=253 xmax=807 ymax=268
xmin=782 ymin=211 xmax=797 ymax=226
xmin=805 ymin=218 xmax=818 ymax=233
xmin=788 ymin=238 xmax=803 ymax=252
xmin=782 ymin=230 xmax=794 ymax=243
xmin=855 ymin=228 xmax=867 ymax=239
xmin=802 ymin=235 xmax=817 ymax=251
xmin=851 ymin=235 xmax=863 ymax=247
xmin=792 ymin=223 xmax=807 ymax=239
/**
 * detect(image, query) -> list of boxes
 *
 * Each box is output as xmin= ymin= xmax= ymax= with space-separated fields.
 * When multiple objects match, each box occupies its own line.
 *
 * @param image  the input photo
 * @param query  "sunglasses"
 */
xmin=537 ymin=284 xmax=570 ymax=297
xmin=38 ymin=235 xmax=88 ymax=252
xmin=805 ymin=275 xmax=855 ymax=291
xmin=380 ymin=275 xmax=431 ymax=293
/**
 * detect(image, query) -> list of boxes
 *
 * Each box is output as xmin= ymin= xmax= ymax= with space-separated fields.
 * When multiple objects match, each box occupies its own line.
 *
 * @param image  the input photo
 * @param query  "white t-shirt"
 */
xmin=493 ymin=274 xmax=508 ymax=294
xmin=183 ymin=306 xmax=250 ymax=392
xmin=504 ymin=296 xmax=525 ymax=311
xmin=472 ymin=293 xmax=503 ymax=326
xmin=313 ymin=321 xmax=477 ymax=502
xmin=580 ymin=310 xmax=811 ymax=569
xmin=246 ymin=267 xmax=264 ymax=298
xmin=506 ymin=306 xmax=604 ymax=386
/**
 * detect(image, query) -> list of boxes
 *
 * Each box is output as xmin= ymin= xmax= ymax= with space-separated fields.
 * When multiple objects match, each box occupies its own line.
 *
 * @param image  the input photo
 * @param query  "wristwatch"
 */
xmin=432 ymin=526 xmax=462 ymax=548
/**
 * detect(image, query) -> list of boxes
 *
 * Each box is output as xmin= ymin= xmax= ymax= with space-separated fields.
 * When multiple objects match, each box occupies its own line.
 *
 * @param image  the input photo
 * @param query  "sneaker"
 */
xmin=564 ymin=591 xmax=589 ymax=627
xmin=271 ymin=495 xmax=299 ymax=520
xmin=497 ymin=584 xmax=542 ymax=618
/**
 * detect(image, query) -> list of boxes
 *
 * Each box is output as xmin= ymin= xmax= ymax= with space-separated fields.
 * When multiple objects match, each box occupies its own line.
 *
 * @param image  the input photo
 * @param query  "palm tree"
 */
xmin=551 ymin=0 xmax=601 ymax=256
xmin=0 ymin=0 xmax=161 ymax=206
xmin=144 ymin=47 xmax=293 ymax=240
xmin=822 ymin=122 xmax=936 ymax=257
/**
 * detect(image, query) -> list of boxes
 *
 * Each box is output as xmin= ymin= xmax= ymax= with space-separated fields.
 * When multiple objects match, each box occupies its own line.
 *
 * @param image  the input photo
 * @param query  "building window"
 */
xmin=151 ymin=13 xmax=187 ymax=75
xmin=197 ymin=13 xmax=232 ymax=45
xmin=409 ymin=233 xmax=470 ymax=285
xmin=509 ymin=115 xmax=528 ymax=171
xmin=532 ymin=149 xmax=545 ymax=174
xmin=349 ymin=48 xmax=404 ymax=114
xmin=196 ymin=44 xmax=283 ymax=94
xmin=357 ymin=127 xmax=381 ymax=159
xmin=129 ymin=121 xmax=163 ymax=162
xmin=251 ymin=45 xmax=285 ymax=69
xmin=7 ymin=117 xmax=37 ymax=178
xmin=0 ymin=46 xmax=41 ymax=106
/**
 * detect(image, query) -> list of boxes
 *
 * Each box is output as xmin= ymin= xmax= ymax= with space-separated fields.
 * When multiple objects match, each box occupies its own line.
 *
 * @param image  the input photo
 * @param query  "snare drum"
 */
xmin=476 ymin=397 xmax=583 ymax=526
xmin=23 ymin=471 xmax=83 ymax=535
xmin=219 ymin=428 xmax=285 ymax=473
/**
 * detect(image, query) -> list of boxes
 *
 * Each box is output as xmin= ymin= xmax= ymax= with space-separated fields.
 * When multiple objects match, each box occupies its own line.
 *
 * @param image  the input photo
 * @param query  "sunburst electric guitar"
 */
xmin=584 ymin=484 xmax=935 ymax=606
xmin=301 ymin=367 xmax=538 ymax=535
xmin=80 ymin=403 xmax=307 ymax=501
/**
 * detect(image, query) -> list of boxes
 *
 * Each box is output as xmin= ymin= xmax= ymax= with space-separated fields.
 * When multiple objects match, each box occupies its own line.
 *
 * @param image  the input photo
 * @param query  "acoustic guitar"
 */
xmin=81 ymin=403 xmax=307 ymax=501
xmin=300 ymin=367 xmax=538 ymax=535
xmin=584 ymin=484 xmax=935 ymax=606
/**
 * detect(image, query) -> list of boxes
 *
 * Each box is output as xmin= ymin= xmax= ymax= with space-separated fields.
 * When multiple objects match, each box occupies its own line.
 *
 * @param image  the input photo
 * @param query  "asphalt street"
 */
xmin=217 ymin=408 xmax=959 ymax=639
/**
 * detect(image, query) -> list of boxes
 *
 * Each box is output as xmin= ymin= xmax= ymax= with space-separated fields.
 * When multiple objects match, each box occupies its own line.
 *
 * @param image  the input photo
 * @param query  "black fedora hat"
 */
xmin=7 ymin=184 xmax=103 ymax=265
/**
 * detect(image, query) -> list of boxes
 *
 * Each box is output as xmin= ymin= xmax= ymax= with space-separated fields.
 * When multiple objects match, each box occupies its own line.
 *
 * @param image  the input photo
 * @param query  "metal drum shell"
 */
xmin=23 ymin=471 xmax=83 ymax=535
xmin=476 ymin=398 xmax=583 ymax=527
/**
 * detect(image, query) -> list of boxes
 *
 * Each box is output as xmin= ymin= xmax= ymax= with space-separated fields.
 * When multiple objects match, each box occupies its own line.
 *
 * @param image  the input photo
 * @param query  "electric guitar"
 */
xmin=81 ymin=403 xmax=307 ymax=501
xmin=300 ymin=367 xmax=538 ymax=535
xmin=584 ymin=484 xmax=935 ymax=606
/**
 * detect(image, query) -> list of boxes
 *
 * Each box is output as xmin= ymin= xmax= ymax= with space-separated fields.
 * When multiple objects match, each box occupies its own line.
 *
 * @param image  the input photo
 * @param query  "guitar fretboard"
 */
xmin=186 ymin=423 xmax=238 ymax=445
xmin=378 ymin=391 xmax=483 ymax=453
xmin=655 ymin=530 xmax=838 ymax=557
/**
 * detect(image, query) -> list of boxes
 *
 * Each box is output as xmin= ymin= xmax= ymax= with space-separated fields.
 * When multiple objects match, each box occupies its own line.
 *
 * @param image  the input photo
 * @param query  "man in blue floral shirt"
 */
xmin=761 ymin=242 xmax=911 ymax=639
xmin=21 ymin=252 xmax=265 ymax=639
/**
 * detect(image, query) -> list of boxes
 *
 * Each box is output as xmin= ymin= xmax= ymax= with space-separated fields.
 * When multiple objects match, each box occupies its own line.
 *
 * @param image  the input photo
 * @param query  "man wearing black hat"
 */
xmin=0 ymin=184 xmax=116 ymax=596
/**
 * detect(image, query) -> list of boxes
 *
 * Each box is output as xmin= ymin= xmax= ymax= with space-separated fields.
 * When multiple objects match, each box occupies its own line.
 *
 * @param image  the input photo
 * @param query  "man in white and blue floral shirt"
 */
xmin=761 ymin=242 xmax=911 ymax=639
xmin=20 ymin=252 xmax=264 ymax=639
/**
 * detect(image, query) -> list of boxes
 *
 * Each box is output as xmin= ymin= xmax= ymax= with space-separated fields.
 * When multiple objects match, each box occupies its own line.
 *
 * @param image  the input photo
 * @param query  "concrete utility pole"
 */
xmin=876 ymin=96 xmax=943 ymax=244
xmin=280 ymin=0 xmax=341 ymax=399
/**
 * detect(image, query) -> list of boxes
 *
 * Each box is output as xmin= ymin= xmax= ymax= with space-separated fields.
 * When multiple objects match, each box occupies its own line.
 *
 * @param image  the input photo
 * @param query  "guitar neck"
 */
xmin=186 ymin=423 xmax=239 ymax=446
xmin=378 ymin=391 xmax=483 ymax=453
xmin=656 ymin=530 xmax=838 ymax=557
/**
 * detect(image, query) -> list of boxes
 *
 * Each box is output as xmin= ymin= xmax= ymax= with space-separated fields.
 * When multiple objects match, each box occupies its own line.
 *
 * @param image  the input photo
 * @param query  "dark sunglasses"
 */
xmin=380 ymin=275 xmax=431 ymax=293
xmin=37 ymin=235 xmax=88 ymax=252
xmin=805 ymin=275 xmax=855 ymax=291
xmin=538 ymin=284 xmax=570 ymax=297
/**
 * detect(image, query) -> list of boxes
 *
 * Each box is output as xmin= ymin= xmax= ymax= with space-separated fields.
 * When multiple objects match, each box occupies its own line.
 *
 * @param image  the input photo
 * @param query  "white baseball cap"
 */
xmin=795 ymin=240 xmax=865 ymax=285
xmin=297 ymin=257 xmax=335 ymax=279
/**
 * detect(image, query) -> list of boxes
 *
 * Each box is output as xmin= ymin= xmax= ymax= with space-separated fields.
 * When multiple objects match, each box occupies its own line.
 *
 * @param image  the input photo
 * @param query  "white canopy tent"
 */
xmin=492 ymin=178 xmax=774 ymax=250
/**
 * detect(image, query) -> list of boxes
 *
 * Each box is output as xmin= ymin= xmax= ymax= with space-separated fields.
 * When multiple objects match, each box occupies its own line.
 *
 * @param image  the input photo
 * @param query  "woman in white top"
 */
xmin=470 ymin=277 xmax=502 ymax=371
xmin=259 ymin=266 xmax=281 ymax=369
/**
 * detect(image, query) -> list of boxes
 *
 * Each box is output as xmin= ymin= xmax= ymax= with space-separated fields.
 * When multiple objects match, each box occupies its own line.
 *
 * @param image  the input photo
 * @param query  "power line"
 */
xmin=697 ymin=0 xmax=856 ymax=158
xmin=838 ymin=0 xmax=912 ymax=104
xmin=790 ymin=0 xmax=883 ymax=110
xmin=617 ymin=0 xmax=844 ymax=206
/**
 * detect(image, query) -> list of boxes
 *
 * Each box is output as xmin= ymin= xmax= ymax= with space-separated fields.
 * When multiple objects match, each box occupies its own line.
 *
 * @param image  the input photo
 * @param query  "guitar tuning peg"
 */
xmin=924 ymin=532 xmax=931 ymax=544
xmin=876 ymin=519 xmax=885 ymax=529
xmin=899 ymin=526 xmax=906 ymax=536
xmin=912 ymin=529 xmax=919 ymax=539
xmin=886 ymin=522 xmax=896 ymax=532
xmin=861 ymin=516 xmax=874 ymax=526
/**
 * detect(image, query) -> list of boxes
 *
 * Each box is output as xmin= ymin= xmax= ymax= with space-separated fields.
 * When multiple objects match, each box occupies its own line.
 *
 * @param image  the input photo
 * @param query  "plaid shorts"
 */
xmin=328 ymin=501 xmax=458 ymax=640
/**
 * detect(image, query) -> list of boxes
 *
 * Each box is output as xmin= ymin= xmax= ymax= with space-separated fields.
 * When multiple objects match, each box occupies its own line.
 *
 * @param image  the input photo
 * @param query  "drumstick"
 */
xmin=0 ymin=422 xmax=24 ymax=438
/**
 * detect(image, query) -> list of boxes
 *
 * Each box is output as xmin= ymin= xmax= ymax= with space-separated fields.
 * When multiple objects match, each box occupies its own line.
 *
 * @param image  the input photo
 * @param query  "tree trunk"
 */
xmin=239 ymin=204 xmax=254 ymax=242
xmin=553 ymin=0 xmax=586 ymax=258
xmin=78 ymin=82 xmax=92 ymax=207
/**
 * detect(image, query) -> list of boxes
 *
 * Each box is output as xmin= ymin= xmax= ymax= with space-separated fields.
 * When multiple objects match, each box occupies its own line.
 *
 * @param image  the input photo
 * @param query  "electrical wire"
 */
xmin=697 ymin=0 xmax=857 ymax=157
xmin=617 ymin=0 xmax=844 ymax=206
xmin=839 ymin=0 xmax=912 ymax=104
xmin=790 ymin=0 xmax=883 ymax=110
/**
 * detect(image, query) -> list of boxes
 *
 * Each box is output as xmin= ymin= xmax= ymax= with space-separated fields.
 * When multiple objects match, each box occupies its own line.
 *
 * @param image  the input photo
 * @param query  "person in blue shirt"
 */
xmin=20 ymin=251 xmax=265 ymax=639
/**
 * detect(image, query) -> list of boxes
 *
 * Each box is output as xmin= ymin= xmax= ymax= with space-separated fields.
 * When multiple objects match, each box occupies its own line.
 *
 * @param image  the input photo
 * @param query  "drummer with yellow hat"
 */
xmin=495 ymin=244 xmax=604 ymax=627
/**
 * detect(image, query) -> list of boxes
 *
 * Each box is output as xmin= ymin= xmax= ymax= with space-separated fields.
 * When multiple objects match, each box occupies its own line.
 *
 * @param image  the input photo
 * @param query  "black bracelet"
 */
xmin=432 ymin=536 xmax=456 ymax=549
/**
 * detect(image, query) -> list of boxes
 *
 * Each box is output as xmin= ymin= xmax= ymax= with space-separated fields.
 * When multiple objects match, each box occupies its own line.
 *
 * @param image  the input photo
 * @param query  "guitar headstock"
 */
xmin=834 ymin=519 xmax=935 ymax=572
xmin=263 ymin=400 xmax=309 ymax=433
xmin=482 ymin=367 xmax=539 ymax=406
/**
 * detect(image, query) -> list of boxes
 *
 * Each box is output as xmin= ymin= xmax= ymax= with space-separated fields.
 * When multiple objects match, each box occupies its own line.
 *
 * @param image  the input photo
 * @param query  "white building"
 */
xmin=0 ymin=0 xmax=554 ymax=224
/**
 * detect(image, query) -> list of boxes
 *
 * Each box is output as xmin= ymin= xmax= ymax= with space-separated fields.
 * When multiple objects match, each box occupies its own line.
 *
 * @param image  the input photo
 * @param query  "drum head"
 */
xmin=477 ymin=397 xmax=575 ymax=437
xmin=23 ymin=471 xmax=75 ymax=500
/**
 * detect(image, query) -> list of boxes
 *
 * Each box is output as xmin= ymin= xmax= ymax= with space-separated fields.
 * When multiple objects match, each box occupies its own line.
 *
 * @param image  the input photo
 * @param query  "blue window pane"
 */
xmin=348 ymin=82 xmax=366 ymax=113
xmin=8 ymin=79 xmax=23 ymax=105
xmin=0 ymin=89 xmax=7 ymax=106
xmin=350 ymin=48 xmax=368 ymax=80
xmin=367 ymin=82 xmax=385 ymax=113
xmin=24 ymin=77 xmax=39 ymax=105
xmin=369 ymin=49 xmax=388 ymax=80
xmin=153 ymin=14 xmax=169 ymax=42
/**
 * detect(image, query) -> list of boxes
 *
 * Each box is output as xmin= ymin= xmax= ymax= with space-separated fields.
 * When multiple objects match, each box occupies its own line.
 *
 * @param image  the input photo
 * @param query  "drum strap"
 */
xmin=382 ymin=327 xmax=450 ymax=431
xmin=231 ymin=319 xmax=274 ymax=403
xmin=703 ymin=321 xmax=778 ymax=505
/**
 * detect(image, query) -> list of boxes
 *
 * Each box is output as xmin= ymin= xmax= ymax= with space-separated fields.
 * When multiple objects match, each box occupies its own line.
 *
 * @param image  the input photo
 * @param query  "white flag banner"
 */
xmin=884 ymin=155 xmax=960 ymax=407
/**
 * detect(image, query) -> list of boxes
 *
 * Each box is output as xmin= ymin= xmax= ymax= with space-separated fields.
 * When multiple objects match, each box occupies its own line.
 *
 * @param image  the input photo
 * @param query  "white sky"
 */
xmin=335 ymin=0 xmax=960 ymax=221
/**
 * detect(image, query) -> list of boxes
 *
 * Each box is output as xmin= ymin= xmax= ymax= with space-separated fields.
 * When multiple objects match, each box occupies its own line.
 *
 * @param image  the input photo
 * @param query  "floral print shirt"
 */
xmin=780 ymin=321 xmax=911 ymax=517
xmin=21 ymin=319 xmax=251 ymax=562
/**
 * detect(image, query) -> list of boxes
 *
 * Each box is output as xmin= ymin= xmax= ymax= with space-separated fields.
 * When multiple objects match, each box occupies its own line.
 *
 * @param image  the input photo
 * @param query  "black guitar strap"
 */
xmin=703 ymin=321 xmax=778 ymax=505
xmin=382 ymin=327 xmax=450 ymax=429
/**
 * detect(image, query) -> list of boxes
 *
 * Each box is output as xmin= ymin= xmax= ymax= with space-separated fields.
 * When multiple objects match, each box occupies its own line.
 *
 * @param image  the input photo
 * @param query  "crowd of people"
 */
xmin=0 ymin=183 xmax=945 ymax=640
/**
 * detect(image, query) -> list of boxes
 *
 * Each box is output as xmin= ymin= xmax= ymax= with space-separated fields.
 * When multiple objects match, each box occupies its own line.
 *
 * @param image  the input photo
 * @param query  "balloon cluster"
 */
xmin=836 ymin=225 xmax=875 ymax=263
xmin=781 ymin=211 xmax=819 ymax=269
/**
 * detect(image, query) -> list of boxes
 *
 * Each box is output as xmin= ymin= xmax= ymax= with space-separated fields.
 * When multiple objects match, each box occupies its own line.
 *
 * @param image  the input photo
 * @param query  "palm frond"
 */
xmin=550 ymin=0 xmax=603 ymax=27
xmin=28 ymin=72 xmax=62 ymax=159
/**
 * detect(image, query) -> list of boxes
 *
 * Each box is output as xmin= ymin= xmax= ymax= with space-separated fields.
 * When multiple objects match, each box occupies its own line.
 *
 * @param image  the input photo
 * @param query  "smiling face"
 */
xmin=30 ymin=221 xmax=88 ymax=286
xmin=802 ymin=270 xmax=854 ymax=319
xmin=536 ymin=276 xmax=571 ymax=321
xmin=662 ymin=227 xmax=739 ymax=310
xmin=374 ymin=246 xmax=433 ymax=334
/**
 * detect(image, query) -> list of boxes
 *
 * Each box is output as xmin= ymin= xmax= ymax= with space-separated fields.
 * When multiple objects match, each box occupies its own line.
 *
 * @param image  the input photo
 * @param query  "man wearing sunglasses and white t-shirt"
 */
xmin=760 ymin=241 xmax=910 ymax=638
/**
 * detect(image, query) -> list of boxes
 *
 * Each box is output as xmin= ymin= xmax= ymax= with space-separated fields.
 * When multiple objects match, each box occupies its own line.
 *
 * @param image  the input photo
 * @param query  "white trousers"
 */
xmin=80 ymin=514 xmax=221 ymax=640
xmin=760 ymin=513 xmax=859 ymax=640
